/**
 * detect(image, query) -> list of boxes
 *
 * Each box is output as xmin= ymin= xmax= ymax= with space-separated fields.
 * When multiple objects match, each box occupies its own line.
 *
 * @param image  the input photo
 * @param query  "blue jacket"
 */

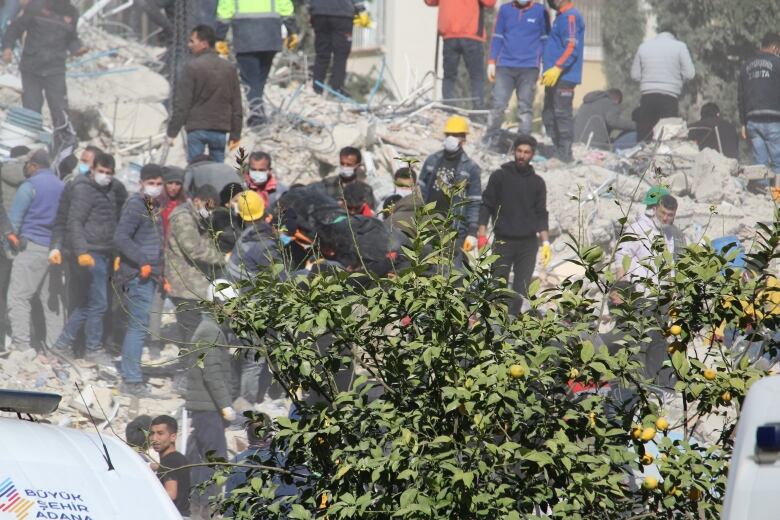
xmin=114 ymin=193 xmax=164 ymax=282
xmin=11 ymin=169 xmax=64 ymax=247
xmin=489 ymin=2 xmax=549 ymax=69
xmin=542 ymin=3 xmax=585 ymax=85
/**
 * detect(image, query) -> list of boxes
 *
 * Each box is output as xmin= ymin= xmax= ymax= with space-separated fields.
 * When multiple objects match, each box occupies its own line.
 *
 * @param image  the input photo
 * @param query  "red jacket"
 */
xmin=424 ymin=0 xmax=497 ymax=42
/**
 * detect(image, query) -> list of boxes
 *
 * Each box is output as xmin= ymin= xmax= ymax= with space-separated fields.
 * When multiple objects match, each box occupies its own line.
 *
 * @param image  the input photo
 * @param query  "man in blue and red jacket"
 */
xmin=541 ymin=0 xmax=585 ymax=163
xmin=485 ymin=0 xmax=549 ymax=147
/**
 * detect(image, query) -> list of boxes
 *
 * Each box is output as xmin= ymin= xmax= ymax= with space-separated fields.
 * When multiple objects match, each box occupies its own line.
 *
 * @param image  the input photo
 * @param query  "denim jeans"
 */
xmin=487 ymin=67 xmax=539 ymax=138
xmin=236 ymin=51 xmax=276 ymax=126
xmin=55 ymin=253 xmax=109 ymax=352
xmin=542 ymin=80 xmax=576 ymax=162
xmin=186 ymin=129 xmax=226 ymax=164
xmin=442 ymin=38 xmax=485 ymax=110
xmin=747 ymin=120 xmax=780 ymax=174
xmin=120 ymin=277 xmax=157 ymax=383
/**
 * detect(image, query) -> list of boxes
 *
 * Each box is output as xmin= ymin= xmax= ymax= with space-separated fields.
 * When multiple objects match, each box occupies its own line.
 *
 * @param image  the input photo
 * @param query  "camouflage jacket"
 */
xmin=165 ymin=201 xmax=225 ymax=301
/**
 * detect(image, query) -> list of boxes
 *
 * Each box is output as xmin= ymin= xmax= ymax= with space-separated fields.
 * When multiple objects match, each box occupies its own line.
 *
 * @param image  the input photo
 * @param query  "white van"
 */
xmin=723 ymin=375 xmax=780 ymax=519
xmin=0 ymin=389 xmax=181 ymax=519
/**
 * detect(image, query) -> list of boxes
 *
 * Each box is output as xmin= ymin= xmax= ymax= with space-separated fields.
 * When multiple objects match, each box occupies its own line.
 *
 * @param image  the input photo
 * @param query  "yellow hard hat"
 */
xmin=237 ymin=190 xmax=265 ymax=222
xmin=443 ymin=115 xmax=469 ymax=135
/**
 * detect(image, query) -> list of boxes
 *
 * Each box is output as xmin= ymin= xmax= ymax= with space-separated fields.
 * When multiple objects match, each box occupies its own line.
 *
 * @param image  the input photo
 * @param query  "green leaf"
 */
xmin=580 ymin=341 xmax=595 ymax=363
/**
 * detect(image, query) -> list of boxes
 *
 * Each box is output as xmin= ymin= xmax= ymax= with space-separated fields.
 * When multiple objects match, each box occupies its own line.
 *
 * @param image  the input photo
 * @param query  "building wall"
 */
xmin=348 ymin=0 xmax=607 ymax=107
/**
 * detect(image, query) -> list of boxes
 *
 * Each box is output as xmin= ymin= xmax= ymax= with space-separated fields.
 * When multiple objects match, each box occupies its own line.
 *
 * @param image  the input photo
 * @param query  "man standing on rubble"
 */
xmin=425 ymin=0 xmax=497 ymax=110
xmin=165 ymin=185 xmax=226 ymax=343
xmin=53 ymin=152 xmax=126 ymax=364
xmin=114 ymin=164 xmax=165 ymax=397
xmin=6 ymin=149 xmax=64 ymax=354
xmin=631 ymin=27 xmax=695 ymax=142
xmin=309 ymin=0 xmax=371 ymax=96
xmin=1 ymin=0 xmax=87 ymax=137
xmin=216 ymin=0 xmax=299 ymax=128
xmin=738 ymin=32 xmax=780 ymax=191
xmin=478 ymin=135 xmax=550 ymax=311
xmin=419 ymin=116 xmax=481 ymax=255
xmin=540 ymin=0 xmax=585 ymax=164
xmin=167 ymin=25 xmax=243 ymax=164
xmin=483 ymin=0 xmax=549 ymax=149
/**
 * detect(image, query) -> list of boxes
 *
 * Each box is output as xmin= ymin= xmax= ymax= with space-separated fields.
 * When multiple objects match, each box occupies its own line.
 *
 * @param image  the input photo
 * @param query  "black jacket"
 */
xmin=185 ymin=316 xmax=233 ymax=412
xmin=478 ymin=162 xmax=548 ymax=240
xmin=687 ymin=117 xmax=739 ymax=160
xmin=738 ymin=51 xmax=780 ymax=125
xmin=114 ymin=193 xmax=164 ymax=281
xmin=167 ymin=49 xmax=243 ymax=140
xmin=67 ymin=176 xmax=127 ymax=256
xmin=1 ymin=0 xmax=83 ymax=76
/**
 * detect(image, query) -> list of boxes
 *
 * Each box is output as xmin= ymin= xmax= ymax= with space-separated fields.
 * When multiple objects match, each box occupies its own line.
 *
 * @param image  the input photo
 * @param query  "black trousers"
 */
xmin=637 ymin=93 xmax=679 ymax=142
xmin=187 ymin=410 xmax=227 ymax=507
xmin=494 ymin=236 xmax=538 ymax=311
xmin=21 ymin=70 xmax=68 ymax=130
xmin=311 ymin=14 xmax=353 ymax=94
xmin=542 ymin=81 xmax=576 ymax=162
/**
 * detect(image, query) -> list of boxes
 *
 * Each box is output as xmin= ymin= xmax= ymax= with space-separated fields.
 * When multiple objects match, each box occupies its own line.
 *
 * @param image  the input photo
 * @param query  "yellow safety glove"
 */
xmin=284 ymin=33 xmax=300 ymax=50
xmin=353 ymin=11 xmax=371 ymax=28
xmin=541 ymin=66 xmax=562 ymax=87
xmin=78 ymin=253 xmax=95 ymax=268
xmin=215 ymin=40 xmax=230 ymax=57
xmin=113 ymin=256 xmax=121 ymax=272
xmin=540 ymin=241 xmax=552 ymax=267
xmin=229 ymin=139 xmax=240 ymax=152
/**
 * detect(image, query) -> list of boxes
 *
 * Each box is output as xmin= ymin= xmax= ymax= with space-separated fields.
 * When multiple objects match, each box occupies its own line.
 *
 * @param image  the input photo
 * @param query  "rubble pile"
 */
xmin=0 ymin=22 xmax=774 ymax=449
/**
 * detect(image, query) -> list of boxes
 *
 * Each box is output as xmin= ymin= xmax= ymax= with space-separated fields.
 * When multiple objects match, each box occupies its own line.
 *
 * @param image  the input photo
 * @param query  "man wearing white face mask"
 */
xmin=114 ymin=164 xmax=165 ymax=397
xmin=384 ymin=167 xmax=423 ymax=237
xmin=419 ymin=116 xmax=482 ymax=254
xmin=243 ymin=151 xmax=288 ymax=207
xmin=318 ymin=146 xmax=376 ymax=209
xmin=165 ymin=185 xmax=226 ymax=346
xmin=49 ymin=145 xmax=103 ymax=268
xmin=53 ymin=152 xmax=127 ymax=364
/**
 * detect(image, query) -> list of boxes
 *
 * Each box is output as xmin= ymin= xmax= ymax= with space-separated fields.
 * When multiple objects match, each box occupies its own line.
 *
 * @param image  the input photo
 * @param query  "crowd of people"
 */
xmin=1 ymin=0 xmax=779 ymax=516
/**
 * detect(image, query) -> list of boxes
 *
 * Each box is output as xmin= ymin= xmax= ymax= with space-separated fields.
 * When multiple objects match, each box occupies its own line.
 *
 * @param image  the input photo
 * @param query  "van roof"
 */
xmin=0 ymin=417 xmax=182 ymax=519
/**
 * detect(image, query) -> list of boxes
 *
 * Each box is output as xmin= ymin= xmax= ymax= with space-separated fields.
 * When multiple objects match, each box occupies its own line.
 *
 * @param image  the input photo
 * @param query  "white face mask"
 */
xmin=143 ymin=184 xmax=163 ymax=199
xmin=443 ymin=136 xmax=461 ymax=153
xmin=94 ymin=172 xmax=112 ymax=187
xmin=395 ymin=186 xmax=413 ymax=198
xmin=249 ymin=170 xmax=269 ymax=185
xmin=339 ymin=166 xmax=356 ymax=179
xmin=198 ymin=207 xmax=211 ymax=219
xmin=231 ymin=202 xmax=240 ymax=215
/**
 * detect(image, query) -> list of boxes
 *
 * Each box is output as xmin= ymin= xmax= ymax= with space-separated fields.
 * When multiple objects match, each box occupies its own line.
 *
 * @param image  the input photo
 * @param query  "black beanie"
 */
xmin=163 ymin=166 xmax=185 ymax=184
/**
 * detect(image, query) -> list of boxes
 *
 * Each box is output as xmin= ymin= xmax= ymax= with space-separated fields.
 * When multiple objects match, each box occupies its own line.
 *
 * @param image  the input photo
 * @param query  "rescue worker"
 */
xmin=418 ymin=116 xmax=481 ymax=254
xmin=309 ymin=0 xmax=371 ymax=96
xmin=216 ymin=0 xmax=299 ymax=127
xmin=540 ymin=0 xmax=585 ymax=163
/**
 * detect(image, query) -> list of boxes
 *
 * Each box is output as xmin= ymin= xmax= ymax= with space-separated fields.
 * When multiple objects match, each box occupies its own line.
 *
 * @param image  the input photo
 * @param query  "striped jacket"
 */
xmin=542 ymin=2 xmax=585 ymax=85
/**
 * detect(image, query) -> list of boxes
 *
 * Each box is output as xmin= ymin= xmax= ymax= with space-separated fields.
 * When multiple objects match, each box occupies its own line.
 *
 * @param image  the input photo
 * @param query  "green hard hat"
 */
xmin=642 ymin=186 xmax=670 ymax=207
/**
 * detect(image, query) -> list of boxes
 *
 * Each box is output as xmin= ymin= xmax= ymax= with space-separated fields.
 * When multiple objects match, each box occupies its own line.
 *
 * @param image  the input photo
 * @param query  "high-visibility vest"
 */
xmin=217 ymin=0 xmax=294 ymax=21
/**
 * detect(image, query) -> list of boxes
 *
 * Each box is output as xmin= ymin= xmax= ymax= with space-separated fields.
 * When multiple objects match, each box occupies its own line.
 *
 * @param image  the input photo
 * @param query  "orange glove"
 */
xmin=113 ymin=256 xmax=120 ymax=272
xmin=78 ymin=253 xmax=95 ymax=268
xmin=139 ymin=264 xmax=152 ymax=278
xmin=771 ymin=186 xmax=780 ymax=202
xmin=163 ymin=279 xmax=172 ymax=294
xmin=6 ymin=233 xmax=19 ymax=249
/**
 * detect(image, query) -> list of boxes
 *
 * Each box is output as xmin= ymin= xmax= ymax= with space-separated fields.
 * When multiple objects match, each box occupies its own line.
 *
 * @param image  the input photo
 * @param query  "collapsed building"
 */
xmin=0 ymin=16 xmax=771 ymax=449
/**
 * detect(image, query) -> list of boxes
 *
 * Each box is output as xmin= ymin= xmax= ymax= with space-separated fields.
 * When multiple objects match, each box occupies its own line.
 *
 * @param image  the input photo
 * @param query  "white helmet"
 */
xmin=208 ymin=279 xmax=239 ymax=303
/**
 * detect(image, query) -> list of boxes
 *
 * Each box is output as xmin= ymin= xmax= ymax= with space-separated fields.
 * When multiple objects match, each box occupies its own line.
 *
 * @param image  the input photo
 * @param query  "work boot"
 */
xmin=119 ymin=381 xmax=151 ymax=398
